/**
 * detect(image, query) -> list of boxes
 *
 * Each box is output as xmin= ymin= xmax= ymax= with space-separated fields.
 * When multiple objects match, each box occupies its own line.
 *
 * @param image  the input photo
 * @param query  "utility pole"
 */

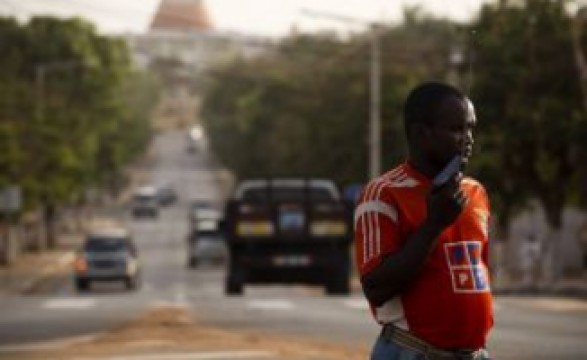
xmin=301 ymin=9 xmax=382 ymax=179
xmin=34 ymin=60 xmax=86 ymax=249
xmin=369 ymin=23 xmax=382 ymax=178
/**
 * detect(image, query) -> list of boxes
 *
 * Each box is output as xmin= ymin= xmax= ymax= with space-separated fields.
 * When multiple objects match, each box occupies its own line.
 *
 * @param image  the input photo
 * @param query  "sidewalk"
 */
xmin=0 ymin=232 xmax=80 ymax=296
xmin=492 ymin=269 xmax=587 ymax=299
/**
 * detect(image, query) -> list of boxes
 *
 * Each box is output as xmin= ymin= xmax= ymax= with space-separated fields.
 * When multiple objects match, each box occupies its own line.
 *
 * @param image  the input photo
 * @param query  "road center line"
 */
xmin=43 ymin=298 xmax=96 ymax=309
xmin=342 ymin=298 xmax=370 ymax=310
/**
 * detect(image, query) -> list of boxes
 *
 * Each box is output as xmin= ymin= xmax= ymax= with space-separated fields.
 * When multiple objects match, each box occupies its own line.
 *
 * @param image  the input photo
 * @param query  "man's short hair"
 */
xmin=403 ymin=82 xmax=465 ymax=139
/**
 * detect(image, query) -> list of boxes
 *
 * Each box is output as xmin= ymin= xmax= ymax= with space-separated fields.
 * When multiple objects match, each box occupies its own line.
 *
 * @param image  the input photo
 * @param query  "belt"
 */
xmin=380 ymin=324 xmax=483 ymax=360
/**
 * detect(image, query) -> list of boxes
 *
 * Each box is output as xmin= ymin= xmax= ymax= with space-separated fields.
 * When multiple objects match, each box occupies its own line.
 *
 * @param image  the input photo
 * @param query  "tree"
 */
xmin=201 ymin=14 xmax=461 ymax=188
xmin=470 ymin=0 xmax=587 ymax=283
xmin=0 ymin=16 xmax=158 ymax=247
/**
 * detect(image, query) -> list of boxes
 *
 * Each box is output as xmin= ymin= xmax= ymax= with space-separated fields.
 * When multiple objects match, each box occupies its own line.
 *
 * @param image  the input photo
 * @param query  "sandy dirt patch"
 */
xmin=3 ymin=306 xmax=370 ymax=360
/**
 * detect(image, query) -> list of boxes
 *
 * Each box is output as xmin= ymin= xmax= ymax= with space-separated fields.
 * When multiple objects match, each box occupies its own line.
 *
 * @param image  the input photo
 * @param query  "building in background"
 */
xmin=125 ymin=0 xmax=271 ymax=128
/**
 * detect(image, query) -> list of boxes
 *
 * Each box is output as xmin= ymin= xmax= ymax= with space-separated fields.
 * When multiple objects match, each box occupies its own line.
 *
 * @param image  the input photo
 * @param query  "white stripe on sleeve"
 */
xmin=354 ymin=201 xmax=398 ymax=226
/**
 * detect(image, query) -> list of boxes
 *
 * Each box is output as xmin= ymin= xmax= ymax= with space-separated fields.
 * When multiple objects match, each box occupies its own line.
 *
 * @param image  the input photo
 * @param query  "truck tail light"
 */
xmin=236 ymin=221 xmax=275 ymax=237
xmin=310 ymin=221 xmax=348 ymax=236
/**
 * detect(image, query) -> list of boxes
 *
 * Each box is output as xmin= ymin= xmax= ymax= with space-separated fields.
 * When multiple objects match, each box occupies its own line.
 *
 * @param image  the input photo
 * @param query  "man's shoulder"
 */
xmin=462 ymin=176 xmax=489 ymax=203
xmin=359 ymin=164 xmax=421 ymax=201
xmin=462 ymin=176 xmax=487 ymax=192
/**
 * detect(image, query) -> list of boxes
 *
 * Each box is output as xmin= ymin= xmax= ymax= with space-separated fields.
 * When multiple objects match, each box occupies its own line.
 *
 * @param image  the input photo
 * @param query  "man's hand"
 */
xmin=426 ymin=177 xmax=467 ymax=231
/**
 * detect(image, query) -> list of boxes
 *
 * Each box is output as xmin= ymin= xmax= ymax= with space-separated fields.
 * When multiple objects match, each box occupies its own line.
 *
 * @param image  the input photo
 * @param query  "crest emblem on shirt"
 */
xmin=444 ymin=241 xmax=490 ymax=293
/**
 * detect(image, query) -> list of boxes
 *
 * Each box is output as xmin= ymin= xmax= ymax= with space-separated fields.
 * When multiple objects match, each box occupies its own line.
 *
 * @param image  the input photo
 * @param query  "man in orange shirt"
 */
xmin=355 ymin=82 xmax=494 ymax=359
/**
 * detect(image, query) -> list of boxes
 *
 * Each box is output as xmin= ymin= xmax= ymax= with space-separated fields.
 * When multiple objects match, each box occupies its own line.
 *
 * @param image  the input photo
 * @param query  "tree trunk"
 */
xmin=541 ymin=226 xmax=563 ymax=288
xmin=491 ymin=213 xmax=511 ymax=289
xmin=571 ymin=8 xmax=587 ymax=112
xmin=44 ymin=204 xmax=57 ymax=249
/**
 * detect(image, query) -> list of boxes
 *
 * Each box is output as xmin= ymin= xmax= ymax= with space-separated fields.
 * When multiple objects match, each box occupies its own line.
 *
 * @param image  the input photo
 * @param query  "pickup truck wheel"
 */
xmin=125 ymin=276 xmax=139 ymax=290
xmin=326 ymin=279 xmax=350 ymax=295
xmin=326 ymin=268 xmax=350 ymax=295
xmin=226 ymin=262 xmax=245 ymax=295
xmin=76 ymin=279 xmax=90 ymax=292
xmin=225 ymin=276 xmax=243 ymax=295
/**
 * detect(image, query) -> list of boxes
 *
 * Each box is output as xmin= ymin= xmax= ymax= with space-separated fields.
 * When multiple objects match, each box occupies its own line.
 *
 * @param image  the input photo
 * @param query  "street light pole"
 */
xmin=369 ymin=24 xmax=381 ymax=178
xmin=35 ymin=65 xmax=46 ymax=122
xmin=301 ymin=9 xmax=383 ymax=179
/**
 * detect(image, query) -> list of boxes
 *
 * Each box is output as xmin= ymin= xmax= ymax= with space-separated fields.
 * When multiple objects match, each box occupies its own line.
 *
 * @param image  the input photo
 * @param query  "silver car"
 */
xmin=187 ymin=209 xmax=227 ymax=267
xmin=132 ymin=186 xmax=159 ymax=218
xmin=73 ymin=228 xmax=141 ymax=291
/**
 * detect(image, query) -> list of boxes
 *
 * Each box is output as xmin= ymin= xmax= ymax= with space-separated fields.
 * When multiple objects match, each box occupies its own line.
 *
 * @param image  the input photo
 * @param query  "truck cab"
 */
xmin=224 ymin=178 xmax=353 ymax=295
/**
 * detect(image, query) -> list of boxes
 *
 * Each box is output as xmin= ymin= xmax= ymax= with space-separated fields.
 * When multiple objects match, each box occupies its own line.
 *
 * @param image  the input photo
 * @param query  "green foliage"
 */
xmin=200 ymin=2 xmax=587 ymax=235
xmin=201 ymin=15 xmax=460 ymax=187
xmin=469 ymin=0 xmax=585 ymax=229
xmin=0 ymin=16 xmax=158 ymax=210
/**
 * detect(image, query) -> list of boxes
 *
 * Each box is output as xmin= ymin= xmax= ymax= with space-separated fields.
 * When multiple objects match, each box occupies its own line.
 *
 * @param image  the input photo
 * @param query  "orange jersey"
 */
xmin=354 ymin=162 xmax=493 ymax=349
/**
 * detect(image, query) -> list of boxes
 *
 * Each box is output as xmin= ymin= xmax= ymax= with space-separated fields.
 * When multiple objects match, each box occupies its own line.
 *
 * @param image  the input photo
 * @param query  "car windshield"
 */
xmin=85 ymin=237 xmax=129 ymax=252
xmin=134 ymin=194 xmax=155 ymax=203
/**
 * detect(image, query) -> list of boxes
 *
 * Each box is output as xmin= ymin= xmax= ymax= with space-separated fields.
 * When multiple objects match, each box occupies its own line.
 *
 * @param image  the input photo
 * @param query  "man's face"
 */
xmin=424 ymin=96 xmax=477 ymax=170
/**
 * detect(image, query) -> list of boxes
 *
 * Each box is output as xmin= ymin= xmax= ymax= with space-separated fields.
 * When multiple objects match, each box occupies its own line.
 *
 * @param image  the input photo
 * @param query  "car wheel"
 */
xmin=125 ymin=276 xmax=139 ymax=290
xmin=225 ymin=276 xmax=243 ymax=295
xmin=76 ymin=279 xmax=90 ymax=292
xmin=225 ymin=263 xmax=244 ymax=296
xmin=325 ymin=262 xmax=350 ymax=296
xmin=326 ymin=277 xmax=350 ymax=295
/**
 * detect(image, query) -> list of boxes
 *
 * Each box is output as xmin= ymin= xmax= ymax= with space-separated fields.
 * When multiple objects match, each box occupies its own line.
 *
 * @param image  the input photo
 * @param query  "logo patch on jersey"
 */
xmin=444 ymin=241 xmax=489 ymax=293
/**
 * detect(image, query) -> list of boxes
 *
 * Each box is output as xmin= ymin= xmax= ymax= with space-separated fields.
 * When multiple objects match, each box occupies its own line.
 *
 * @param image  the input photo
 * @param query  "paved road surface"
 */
xmin=0 ymin=130 xmax=585 ymax=360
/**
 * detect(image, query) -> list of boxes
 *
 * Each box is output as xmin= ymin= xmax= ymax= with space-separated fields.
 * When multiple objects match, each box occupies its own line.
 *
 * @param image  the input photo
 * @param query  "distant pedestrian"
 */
xmin=355 ymin=82 xmax=494 ymax=359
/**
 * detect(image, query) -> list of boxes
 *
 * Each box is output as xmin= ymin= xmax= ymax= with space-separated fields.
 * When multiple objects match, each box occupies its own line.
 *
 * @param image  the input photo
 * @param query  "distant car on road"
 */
xmin=73 ymin=227 xmax=141 ymax=292
xmin=132 ymin=186 xmax=159 ymax=218
xmin=156 ymin=184 xmax=178 ymax=206
xmin=186 ymin=126 xmax=203 ymax=153
xmin=187 ymin=200 xmax=218 ymax=230
xmin=187 ymin=207 xmax=226 ymax=267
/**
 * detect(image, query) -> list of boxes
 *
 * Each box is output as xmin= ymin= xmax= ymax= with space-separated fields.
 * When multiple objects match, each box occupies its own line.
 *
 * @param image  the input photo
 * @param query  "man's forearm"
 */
xmin=361 ymin=219 xmax=443 ymax=306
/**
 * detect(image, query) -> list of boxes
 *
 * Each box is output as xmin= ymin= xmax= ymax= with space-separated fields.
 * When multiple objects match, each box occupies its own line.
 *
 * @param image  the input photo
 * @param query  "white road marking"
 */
xmin=342 ymin=298 xmax=370 ymax=310
xmin=172 ymin=282 xmax=189 ymax=306
xmin=247 ymin=299 xmax=294 ymax=310
xmin=74 ymin=350 xmax=275 ymax=360
xmin=43 ymin=298 xmax=96 ymax=310
xmin=142 ymin=282 xmax=155 ymax=292
xmin=149 ymin=300 xmax=188 ymax=309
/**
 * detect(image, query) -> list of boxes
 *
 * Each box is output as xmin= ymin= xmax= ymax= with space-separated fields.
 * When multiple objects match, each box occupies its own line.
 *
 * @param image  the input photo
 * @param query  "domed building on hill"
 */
xmin=125 ymin=0 xmax=271 ymax=128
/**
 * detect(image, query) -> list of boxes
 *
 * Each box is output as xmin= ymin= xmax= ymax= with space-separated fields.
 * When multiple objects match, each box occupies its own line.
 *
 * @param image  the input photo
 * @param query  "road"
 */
xmin=0 ymin=130 xmax=585 ymax=360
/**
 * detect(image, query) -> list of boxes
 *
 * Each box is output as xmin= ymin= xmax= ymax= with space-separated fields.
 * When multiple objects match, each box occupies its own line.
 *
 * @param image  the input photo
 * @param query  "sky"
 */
xmin=0 ymin=0 xmax=494 ymax=37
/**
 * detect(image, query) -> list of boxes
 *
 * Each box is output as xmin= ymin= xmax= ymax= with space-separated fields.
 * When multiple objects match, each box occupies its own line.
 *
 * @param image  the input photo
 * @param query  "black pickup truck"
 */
xmin=223 ymin=179 xmax=353 ymax=295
